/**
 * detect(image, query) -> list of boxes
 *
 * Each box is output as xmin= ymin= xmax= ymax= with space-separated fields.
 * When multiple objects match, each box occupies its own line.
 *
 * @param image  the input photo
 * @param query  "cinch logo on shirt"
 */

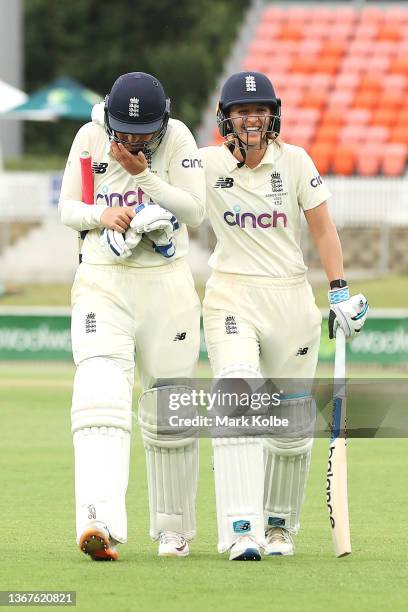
xmin=182 ymin=158 xmax=203 ymax=168
xmin=310 ymin=175 xmax=323 ymax=187
xmin=224 ymin=205 xmax=287 ymax=228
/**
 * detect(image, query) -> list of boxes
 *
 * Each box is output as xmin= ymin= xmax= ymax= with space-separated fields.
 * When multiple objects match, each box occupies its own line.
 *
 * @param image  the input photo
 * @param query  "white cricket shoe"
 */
xmin=158 ymin=531 xmax=189 ymax=557
xmin=264 ymin=527 xmax=294 ymax=556
xmin=79 ymin=521 xmax=119 ymax=561
xmin=229 ymin=535 xmax=261 ymax=561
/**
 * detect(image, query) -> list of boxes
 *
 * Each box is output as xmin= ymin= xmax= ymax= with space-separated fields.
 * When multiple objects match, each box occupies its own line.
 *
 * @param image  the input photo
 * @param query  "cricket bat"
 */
xmin=326 ymin=327 xmax=351 ymax=557
xmin=78 ymin=151 xmax=94 ymax=263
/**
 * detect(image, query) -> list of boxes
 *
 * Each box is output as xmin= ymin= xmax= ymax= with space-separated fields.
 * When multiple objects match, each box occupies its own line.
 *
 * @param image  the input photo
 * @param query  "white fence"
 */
xmin=0 ymin=172 xmax=407 ymax=226
xmin=0 ymin=172 xmax=61 ymax=221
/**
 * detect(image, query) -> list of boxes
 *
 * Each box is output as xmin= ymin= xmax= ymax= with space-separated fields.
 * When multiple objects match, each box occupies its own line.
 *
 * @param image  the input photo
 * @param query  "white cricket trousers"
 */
xmin=71 ymin=259 xmax=201 ymax=388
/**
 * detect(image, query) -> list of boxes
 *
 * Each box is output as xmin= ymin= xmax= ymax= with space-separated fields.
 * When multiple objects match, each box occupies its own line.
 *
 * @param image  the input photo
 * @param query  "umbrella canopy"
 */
xmin=0 ymin=80 xmax=28 ymax=113
xmin=3 ymin=76 xmax=102 ymax=120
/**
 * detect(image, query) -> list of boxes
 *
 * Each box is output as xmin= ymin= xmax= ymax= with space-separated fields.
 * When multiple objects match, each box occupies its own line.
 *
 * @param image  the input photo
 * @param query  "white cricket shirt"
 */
xmin=59 ymin=118 xmax=205 ymax=267
xmin=201 ymin=141 xmax=331 ymax=278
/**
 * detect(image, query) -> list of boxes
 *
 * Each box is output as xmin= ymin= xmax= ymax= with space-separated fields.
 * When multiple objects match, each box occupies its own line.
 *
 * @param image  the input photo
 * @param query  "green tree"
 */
xmin=24 ymin=0 xmax=249 ymax=156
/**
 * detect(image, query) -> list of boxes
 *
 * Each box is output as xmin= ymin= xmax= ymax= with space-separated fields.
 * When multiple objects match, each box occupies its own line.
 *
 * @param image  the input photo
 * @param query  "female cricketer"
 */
xmin=201 ymin=71 xmax=368 ymax=561
xmin=59 ymin=72 xmax=205 ymax=560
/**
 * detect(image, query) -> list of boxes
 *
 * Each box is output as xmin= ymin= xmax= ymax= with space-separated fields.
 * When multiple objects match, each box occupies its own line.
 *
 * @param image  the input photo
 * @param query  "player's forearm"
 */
xmin=313 ymin=227 xmax=344 ymax=283
xmin=134 ymin=169 xmax=205 ymax=227
xmin=59 ymin=199 xmax=108 ymax=231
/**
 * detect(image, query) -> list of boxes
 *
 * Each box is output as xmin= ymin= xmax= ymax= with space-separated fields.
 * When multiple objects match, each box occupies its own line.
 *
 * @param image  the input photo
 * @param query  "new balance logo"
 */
xmin=174 ymin=332 xmax=187 ymax=341
xmin=245 ymin=75 xmax=256 ymax=91
xmin=214 ymin=177 xmax=234 ymax=189
xmin=85 ymin=312 xmax=96 ymax=334
xmin=92 ymin=162 xmax=108 ymax=174
xmin=296 ymin=347 xmax=309 ymax=356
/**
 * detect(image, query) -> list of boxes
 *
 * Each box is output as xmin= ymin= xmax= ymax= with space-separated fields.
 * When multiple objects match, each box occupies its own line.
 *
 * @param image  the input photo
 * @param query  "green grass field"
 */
xmin=1 ymin=362 xmax=408 ymax=612
xmin=1 ymin=273 xmax=407 ymax=308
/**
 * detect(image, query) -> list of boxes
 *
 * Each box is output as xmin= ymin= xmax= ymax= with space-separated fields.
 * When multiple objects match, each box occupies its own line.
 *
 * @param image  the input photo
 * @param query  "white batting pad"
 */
xmin=138 ymin=386 xmax=198 ymax=540
xmin=213 ymin=437 xmax=265 ymax=553
xmin=143 ymin=441 xmax=198 ymax=540
xmin=73 ymin=426 xmax=130 ymax=543
xmin=71 ymin=357 xmax=133 ymax=433
xmin=263 ymin=436 xmax=313 ymax=534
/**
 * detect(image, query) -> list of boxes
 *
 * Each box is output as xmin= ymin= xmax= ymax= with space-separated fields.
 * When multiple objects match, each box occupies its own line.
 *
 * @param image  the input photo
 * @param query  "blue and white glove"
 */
xmin=148 ymin=214 xmax=179 ymax=258
xmin=328 ymin=281 xmax=369 ymax=339
xmin=130 ymin=203 xmax=174 ymax=234
xmin=100 ymin=227 xmax=142 ymax=260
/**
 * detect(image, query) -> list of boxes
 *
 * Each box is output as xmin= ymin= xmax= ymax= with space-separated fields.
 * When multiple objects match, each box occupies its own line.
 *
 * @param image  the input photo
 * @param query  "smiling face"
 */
xmin=228 ymin=103 xmax=273 ymax=149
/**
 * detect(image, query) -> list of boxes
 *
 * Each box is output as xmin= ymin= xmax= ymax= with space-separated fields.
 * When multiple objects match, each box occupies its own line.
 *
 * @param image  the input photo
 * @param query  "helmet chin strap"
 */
xmin=228 ymin=133 xmax=269 ymax=168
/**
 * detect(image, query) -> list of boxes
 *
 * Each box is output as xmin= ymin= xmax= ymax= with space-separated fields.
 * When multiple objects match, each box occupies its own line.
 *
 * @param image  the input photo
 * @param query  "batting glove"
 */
xmin=328 ymin=283 xmax=369 ymax=339
xmin=100 ymin=227 xmax=142 ymax=260
xmin=130 ymin=203 xmax=174 ymax=234
xmin=146 ymin=214 xmax=179 ymax=258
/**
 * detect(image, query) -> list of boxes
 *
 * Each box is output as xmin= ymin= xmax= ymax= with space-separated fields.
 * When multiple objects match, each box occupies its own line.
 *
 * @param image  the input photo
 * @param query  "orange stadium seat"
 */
xmin=375 ymin=41 xmax=399 ymax=56
xmin=329 ymin=23 xmax=354 ymax=40
xmin=356 ymin=146 xmax=382 ymax=176
xmin=348 ymin=40 xmax=374 ymax=57
xmin=397 ymin=40 xmax=408 ymax=56
xmin=354 ymin=23 xmax=379 ymax=40
xmin=344 ymin=108 xmax=371 ymax=126
xmin=255 ymin=23 xmax=281 ymax=40
xmin=282 ymin=89 xmax=303 ymax=109
xmin=341 ymin=56 xmax=368 ymax=73
xmin=295 ymin=108 xmax=320 ymax=126
xmin=286 ymin=124 xmax=315 ymax=149
xmin=339 ymin=125 xmax=366 ymax=146
xmin=335 ymin=72 xmax=360 ymax=91
xmin=378 ymin=24 xmax=402 ymax=42
xmin=298 ymin=40 xmax=322 ymax=55
xmin=307 ymin=73 xmax=333 ymax=92
xmin=380 ymin=90 xmax=403 ymax=111
xmin=367 ymin=56 xmax=391 ymax=73
xmin=317 ymin=56 xmax=341 ymax=75
xmin=303 ymin=23 xmax=329 ymax=39
xmin=248 ymin=40 xmax=275 ymax=56
xmin=382 ymin=143 xmax=407 ymax=176
xmin=285 ymin=73 xmax=309 ymax=91
xmin=321 ymin=40 xmax=348 ymax=59
xmin=279 ymin=24 xmax=303 ymax=41
xmin=315 ymin=124 xmax=341 ymax=145
xmin=383 ymin=74 xmax=407 ymax=91
xmin=389 ymin=55 xmax=408 ymax=75
xmin=302 ymin=90 xmax=326 ymax=111
xmin=329 ymin=90 xmax=355 ymax=108
xmin=309 ymin=143 xmax=333 ymax=175
xmin=357 ymin=75 xmax=382 ymax=96
xmin=371 ymin=108 xmax=397 ymax=129
xmin=291 ymin=56 xmax=318 ymax=74
xmin=363 ymin=126 xmax=389 ymax=146
xmin=390 ymin=125 xmax=408 ymax=145
xmin=320 ymin=108 xmax=344 ymax=128
xmin=353 ymin=91 xmax=378 ymax=110
xmin=332 ymin=145 xmax=357 ymax=175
